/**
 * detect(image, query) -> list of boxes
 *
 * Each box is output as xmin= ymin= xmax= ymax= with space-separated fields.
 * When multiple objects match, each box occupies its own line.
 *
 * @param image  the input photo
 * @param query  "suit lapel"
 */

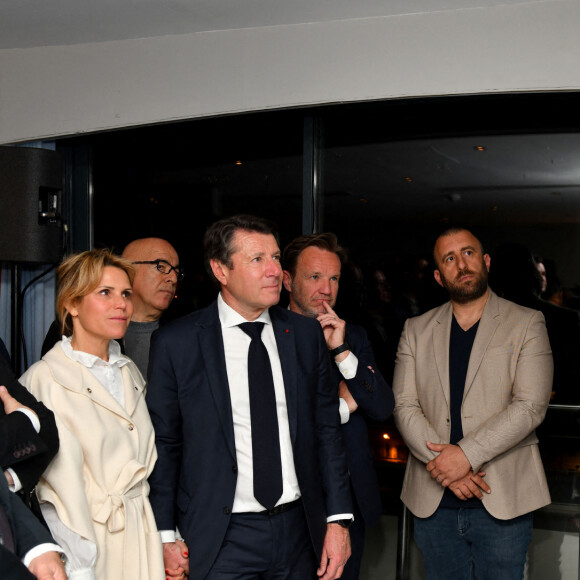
xmin=464 ymin=291 xmax=501 ymax=398
xmin=433 ymin=302 xmax=453 ymax=407
xmin=198 ymin=302 xmax=237 ymax=460
xmin=270 ymin=307 xmax=298 ymax=444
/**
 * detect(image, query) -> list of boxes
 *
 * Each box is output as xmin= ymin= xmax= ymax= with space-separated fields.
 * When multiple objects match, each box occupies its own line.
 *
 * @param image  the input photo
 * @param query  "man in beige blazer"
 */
xmin=393 ymin=228 xmax=552 ymax=580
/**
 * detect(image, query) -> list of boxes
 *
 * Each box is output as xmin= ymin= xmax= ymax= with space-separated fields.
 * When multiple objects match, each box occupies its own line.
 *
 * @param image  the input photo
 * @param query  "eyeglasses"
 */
xmin=132 ymin=259 xmax=185 ymax=281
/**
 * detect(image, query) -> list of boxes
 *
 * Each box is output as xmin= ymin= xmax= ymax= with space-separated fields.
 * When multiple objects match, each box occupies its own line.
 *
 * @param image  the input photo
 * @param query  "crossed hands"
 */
xmin=425 ymin=442 xmax=491 ymax=500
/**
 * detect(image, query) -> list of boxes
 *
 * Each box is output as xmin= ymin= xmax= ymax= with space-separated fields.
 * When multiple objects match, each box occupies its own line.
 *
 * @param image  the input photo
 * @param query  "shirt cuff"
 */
xmin=15 ymin=407 xmax=41 ymax=432
xmin=160 ymin=530 xmax=177 ymax=543
xmin=68 ymin=568 xmax=96 ymax=580
xmin=327 ymin=513 xmax=354 ymax=523
xmin=336 ymin=352 xmax=358 ymax=379
xmin=338 ymin=398 xmax=350 ymax=424
xmin=6 ymin=468 xmax=22 ymax=493
xmin=23 ymin=543 xmax=63 ymax=568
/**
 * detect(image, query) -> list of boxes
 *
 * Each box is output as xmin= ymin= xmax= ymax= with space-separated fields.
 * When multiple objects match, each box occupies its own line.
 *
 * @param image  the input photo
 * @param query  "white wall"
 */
xmin=1 ymin=0 xmax=580 ymax=144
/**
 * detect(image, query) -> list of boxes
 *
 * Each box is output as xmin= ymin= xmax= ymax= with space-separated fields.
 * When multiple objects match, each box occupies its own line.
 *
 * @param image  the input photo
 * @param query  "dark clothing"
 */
xmin=440 ymin=317 xmax=481 ymax=510
xmin=335 ymin=324 xmax=394 ymax=579
xmin=0 ymin=338 xmax=11 ymax=366
xmin=0 ymin=441 xmax=56 ymax=580
xmin=123 ymin=320 xmax=160 ymax=378
xmin=0 ymin=357 xmax=59 ymax=497
xmin=146 ymin=301 xmax=352 ymax=580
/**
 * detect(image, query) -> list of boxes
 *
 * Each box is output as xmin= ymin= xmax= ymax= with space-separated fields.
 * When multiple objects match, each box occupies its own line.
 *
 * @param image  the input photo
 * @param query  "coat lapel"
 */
xmin=464 ymin=291 xmax=501 ymax=398
xmin=198 ymin=302 xmax=237 ymax=460
xmin=433 ymin=302 xmax=453 ymax=407
xmin=270 ymin=307 xmax=298 ymax=444
xmin=44 ymin=345 xmax=132 ymax=419
xmin=122 ymin=363 xmax=145 ymax=417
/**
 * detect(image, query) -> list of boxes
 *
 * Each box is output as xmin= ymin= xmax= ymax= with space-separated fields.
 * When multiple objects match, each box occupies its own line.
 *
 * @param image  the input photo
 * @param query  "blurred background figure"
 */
xmin=490 ymin=243 xmax=580 ymax=404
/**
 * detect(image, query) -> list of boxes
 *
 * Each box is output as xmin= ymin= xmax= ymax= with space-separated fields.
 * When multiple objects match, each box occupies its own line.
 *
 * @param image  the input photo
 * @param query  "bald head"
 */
xmin=122 ymin=238 xmax=180 ymax=322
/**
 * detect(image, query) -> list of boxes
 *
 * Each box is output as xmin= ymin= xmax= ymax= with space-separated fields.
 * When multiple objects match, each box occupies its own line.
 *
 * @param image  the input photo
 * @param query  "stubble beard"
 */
xmin=441 ymin=267 xmax=489 ymax=304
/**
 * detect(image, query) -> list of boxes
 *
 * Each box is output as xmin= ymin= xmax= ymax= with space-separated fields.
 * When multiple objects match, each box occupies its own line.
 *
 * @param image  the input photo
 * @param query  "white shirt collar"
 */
xmin=60 ymin=335 xmax=129 ymax=369
xmin=217 ymin=292 xmax=272 ymax=329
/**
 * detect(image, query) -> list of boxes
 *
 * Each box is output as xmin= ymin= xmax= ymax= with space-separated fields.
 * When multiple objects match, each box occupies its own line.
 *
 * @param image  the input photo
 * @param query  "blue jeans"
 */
xmin=413 ymin=508 xmax=533 ymax=580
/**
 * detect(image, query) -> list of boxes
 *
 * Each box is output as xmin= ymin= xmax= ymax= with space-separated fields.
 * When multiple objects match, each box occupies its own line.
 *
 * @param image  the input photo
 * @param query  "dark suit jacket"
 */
xmin=0 ymin=357 xmax=59 ymax=496
xmin=335 ymin=324 xmax=394 ymax=526
xmin=147 ymin=301 xmax=352 ymax=580
xmin=0 ymin=446 xmax=55 ymax=580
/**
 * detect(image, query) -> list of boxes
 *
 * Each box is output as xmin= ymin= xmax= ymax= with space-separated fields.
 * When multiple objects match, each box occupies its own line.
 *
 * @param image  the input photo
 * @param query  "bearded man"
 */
xmin=393 ymin=227 xmax=553 ymax=580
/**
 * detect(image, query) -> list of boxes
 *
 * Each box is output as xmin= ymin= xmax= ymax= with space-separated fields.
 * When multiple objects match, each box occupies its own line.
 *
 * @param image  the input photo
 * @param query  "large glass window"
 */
xmin=56 ymin=92 xmax=580 ymax=579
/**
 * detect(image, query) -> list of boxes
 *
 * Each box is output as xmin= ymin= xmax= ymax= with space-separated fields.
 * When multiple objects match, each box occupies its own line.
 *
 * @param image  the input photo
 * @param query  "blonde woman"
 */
xmin=21 ymin=249 xmax=166 ymax=580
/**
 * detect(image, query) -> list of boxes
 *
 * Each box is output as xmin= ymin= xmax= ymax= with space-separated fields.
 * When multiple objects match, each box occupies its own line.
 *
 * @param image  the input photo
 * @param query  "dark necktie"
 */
xmin=0 ymin=503 xmax=15 ymax=553
xmin=239 ymin=322 xmax=283 ymax=510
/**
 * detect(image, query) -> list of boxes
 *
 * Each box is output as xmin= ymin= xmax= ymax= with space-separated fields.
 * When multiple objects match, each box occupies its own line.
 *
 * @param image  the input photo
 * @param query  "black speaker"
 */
xmin=0 ymin=146 xmax=63 ymax=263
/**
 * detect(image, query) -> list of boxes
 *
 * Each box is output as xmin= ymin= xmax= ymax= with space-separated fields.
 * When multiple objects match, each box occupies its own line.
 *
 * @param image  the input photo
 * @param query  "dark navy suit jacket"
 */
xmin=335 ymin=324 xmax=394 ymax=527
xmin=146 ymin=302 xmax=352 ymax=580
xmin=0 ymin=357 xmax=59 ymax=497
xmin=0 ymin=436 xmax=55 ymax=579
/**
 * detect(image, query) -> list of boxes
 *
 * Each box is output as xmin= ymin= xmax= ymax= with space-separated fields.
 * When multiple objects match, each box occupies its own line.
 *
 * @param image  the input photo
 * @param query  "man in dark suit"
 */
xmin=0 ymin=354 xmax=59 ymax=500
xmin=0 ymin=465 xmax=66 ymax=579
xmin=0 ymin=380 xmax=65 ymax=580
xmin=282 ymin=233 xmax=394 ymax=579
xmin=147 ymin=215 xmax=353 ymax=580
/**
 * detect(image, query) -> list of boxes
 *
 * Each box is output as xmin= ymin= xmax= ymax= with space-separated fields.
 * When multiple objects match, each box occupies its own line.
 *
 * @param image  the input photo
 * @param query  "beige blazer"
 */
xmin=393 ymin=290 xmax=553 ymax=520
xmin=21 ymin=344 xmax=164 ymax=580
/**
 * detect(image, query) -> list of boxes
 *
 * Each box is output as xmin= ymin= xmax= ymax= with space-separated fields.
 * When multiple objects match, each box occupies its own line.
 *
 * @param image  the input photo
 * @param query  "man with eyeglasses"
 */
xmin=41 ymin=238 xmax=182 ymax=379
xmin=122 ymin=237 xmax=182 ymax=377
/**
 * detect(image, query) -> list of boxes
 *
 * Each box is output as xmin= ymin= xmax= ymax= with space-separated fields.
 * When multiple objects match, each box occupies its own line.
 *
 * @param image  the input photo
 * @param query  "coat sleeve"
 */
xmin=458 ymin=311 xmax=553 ymax=472
xmin=0 ymin=357 xmax=59 ymax=495
xmin=343 ymin=326 xmax=394 ymax=422
xmin=145 ymin=331 xmax=182 ymax=532
xmin=392 ymin=319 xmax=447 ymax=465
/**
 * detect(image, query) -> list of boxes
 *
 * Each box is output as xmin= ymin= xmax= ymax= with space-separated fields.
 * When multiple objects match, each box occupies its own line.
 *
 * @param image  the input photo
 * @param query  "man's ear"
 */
xmin=282 ymin=270 xmax=292 ymax=293
xmin=434 ymin=269 xmax=443 ymax=288
xmin=210 ymin=259 xmax=228 ymax=286
xmin=484 ymin=253 xmax=491 ymax=272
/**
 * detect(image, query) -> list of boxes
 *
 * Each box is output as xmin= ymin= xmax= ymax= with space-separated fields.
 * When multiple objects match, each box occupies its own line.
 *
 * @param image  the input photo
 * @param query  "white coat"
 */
xmin=21 ymin=343 xmax=164 ymax=580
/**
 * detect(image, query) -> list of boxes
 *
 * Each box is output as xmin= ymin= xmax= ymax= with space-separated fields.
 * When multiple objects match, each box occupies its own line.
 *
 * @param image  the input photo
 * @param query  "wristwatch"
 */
xmin=332 ymin=518 xmax=353 ymax=529
xmin=329 ymin=342 xmax=350 ymax=357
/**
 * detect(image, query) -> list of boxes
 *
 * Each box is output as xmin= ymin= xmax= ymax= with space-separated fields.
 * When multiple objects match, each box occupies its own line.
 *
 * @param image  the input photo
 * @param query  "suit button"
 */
xmin=223 ymin=507 xmax=231 ymax=515
xmin=128 ymin=424 xmax=134 ymax=431
xmin=232 ymin=465 xmax=238 ymax=473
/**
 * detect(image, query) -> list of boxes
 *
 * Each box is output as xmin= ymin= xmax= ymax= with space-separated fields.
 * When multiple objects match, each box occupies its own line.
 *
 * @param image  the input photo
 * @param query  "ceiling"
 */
xmin=0 ymin=0 xmax=531 ymax=49
xmin=7 ymin=1 xmax=580 ymax=265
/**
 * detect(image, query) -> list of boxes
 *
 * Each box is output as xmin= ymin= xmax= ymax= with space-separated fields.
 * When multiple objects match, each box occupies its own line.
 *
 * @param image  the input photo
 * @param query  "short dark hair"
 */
xmin=433 ymin=227 xmax=485 ymax=263
xmin=282 ymin=232 xmax=347 ymax=277
xmin=203 ymin=214 xmax=280 ymax=287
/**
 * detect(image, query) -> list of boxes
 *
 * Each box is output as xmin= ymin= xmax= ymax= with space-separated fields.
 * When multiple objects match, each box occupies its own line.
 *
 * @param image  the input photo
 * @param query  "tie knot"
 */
xmin=239 ymin=321 xmax=265 ymax=340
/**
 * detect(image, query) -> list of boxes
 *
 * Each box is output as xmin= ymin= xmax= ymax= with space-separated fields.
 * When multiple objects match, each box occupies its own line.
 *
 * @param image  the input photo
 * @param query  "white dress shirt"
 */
xmin=218 ymin=293 xmax=302 ymax=512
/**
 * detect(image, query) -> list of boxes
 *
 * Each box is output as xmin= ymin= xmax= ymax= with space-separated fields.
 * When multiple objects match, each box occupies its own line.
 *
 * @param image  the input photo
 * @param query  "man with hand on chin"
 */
xmin=283 ymin=233 xmax=393 ymax=580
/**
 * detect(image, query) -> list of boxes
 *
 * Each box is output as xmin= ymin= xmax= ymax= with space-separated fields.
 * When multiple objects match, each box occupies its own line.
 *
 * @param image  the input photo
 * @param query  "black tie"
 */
xmin=0 ymin=503 xmax=15 ymax=553
xmin=239 ymin=322 xmax=283 ymax=510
